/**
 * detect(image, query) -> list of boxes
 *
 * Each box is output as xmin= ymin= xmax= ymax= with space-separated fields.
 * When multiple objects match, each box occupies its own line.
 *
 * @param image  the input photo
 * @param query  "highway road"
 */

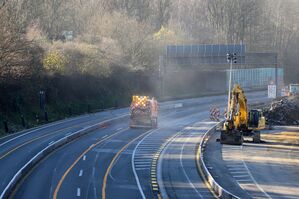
xmin=0 ymin=91 xmax=270 ymax=199
xmin=204 ymin=128 xmax=299 ymax=199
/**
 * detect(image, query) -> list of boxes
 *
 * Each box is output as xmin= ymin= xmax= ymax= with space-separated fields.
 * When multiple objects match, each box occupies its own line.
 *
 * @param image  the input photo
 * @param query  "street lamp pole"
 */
xmin=226 ymin=53 xmax=237 ymax=119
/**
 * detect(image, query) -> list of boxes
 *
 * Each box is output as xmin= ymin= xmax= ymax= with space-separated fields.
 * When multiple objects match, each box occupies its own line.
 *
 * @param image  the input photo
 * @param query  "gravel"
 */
xmin=263 ymin=95 xmax=299 ymax=125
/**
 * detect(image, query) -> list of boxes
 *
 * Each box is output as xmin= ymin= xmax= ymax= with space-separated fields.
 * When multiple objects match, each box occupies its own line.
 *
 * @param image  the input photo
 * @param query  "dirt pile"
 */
xmin=263 ymin=95 xmax=299 ymax=125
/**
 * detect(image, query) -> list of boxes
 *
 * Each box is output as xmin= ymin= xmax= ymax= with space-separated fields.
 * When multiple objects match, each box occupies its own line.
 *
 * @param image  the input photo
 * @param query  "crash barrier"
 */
xmin=196 ymin=122 xmax=240 ymax=199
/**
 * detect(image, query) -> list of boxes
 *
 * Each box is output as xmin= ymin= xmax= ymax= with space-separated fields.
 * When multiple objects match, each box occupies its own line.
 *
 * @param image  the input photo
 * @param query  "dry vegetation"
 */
xmin=0 ymin=0 xmax=299 ymax=133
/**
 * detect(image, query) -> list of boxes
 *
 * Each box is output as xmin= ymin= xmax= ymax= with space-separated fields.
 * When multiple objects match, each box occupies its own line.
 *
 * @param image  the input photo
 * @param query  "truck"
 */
xmin=129 ymin=96 xmax=158 ymax=128
xmin=220 ymin=85 xmax=266 ymax=145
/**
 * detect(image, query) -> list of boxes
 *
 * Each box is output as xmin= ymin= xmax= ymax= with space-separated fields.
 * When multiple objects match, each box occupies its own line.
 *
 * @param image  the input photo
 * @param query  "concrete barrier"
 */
xmin=196 ymin=122 xmax=240 ymax=199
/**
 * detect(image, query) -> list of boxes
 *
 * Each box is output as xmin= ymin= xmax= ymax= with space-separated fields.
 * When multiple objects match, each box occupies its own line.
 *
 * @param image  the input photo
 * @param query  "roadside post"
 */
xmin=226 ymin=53 xmax=237 ymax=118
xmin=268 ymin=84 xmax=277 ymax=98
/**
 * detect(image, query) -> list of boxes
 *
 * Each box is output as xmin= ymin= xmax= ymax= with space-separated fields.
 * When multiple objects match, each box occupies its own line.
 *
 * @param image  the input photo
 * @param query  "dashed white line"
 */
xmin=83 ymin=155 xmax=86 ymax=161
xmin=77 ymin=188 xmax=81 ymax=197
xmin=79 ymin=169 xmax=83 ymax=177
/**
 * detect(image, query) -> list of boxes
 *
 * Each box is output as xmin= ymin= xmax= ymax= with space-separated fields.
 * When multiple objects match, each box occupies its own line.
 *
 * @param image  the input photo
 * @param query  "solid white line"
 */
xmin=179 ymin=136 xmax=204 ymax=199
xmin=241 ymin=146 xmax=272 ymax=199
xmin=132 ymin=129 xmax=159 ymax=199
xmin=79 ymin=169 xmax=83 ymax=177
xmin=83 ymin=155 xmax=86 ymax=161
xmin=77 ymin=188 xmax=81 ymax=197
xmin=48 ymin=141 xmax=55 ymax=145
xmin=101 ymin=135 xmax=108 ymax=139
xmin=65 ymin=132 xmax=73 ymax=136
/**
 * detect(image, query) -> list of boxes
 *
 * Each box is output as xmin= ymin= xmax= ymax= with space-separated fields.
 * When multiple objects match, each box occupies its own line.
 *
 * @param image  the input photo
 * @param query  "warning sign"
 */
xmin=268 ymin=84 xmax=276 ymax=98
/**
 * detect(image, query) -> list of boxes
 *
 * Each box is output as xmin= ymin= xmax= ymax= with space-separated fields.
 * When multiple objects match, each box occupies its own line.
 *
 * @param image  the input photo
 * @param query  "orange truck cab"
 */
xmin=129 ymin=96 xmax=158 ymax=128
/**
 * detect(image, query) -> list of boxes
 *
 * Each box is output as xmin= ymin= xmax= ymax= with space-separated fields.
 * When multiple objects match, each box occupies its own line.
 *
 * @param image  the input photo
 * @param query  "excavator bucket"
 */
xmin=220 ymin=130 xmax=243 ymax=145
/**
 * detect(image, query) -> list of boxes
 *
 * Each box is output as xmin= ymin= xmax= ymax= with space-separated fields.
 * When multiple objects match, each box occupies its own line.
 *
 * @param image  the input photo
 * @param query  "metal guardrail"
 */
xmin=196 ymin=122 xmax=240 ymax=199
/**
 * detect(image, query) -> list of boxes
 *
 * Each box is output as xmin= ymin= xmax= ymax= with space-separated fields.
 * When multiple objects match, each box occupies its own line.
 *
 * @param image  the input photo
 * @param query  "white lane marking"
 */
xmin=101 ymin=135 xmax=108 ymax=139
xmin=226 ymin=163 xmax=243 ymax=166
xmin=231 ymin=171 xmax=248 ymax=174
xmin=228 ymin=168 xmax=246 ymax=171
xmin=233 ymin=175 xmax=250 ymax=178
xmin=79 ymin=169 xmax=83 ymax=177
xmin=236 ymin=179 xmax=252 ymax=182
xmin=83 ymin=155 xmax=86 ymax=161
xmin=135 ymin=163 xmax=151 ymax=166
xmin=65 ymin=132 xmax=72 ymax=136
xmin=0 ymin=113 xmax=128 ymax=148
xmin=227 ymin=166 xmax=245 ymax=169
xmin=77 ymin=188 xmax=81 ymax=197
xmin=48 ymin=141 xmax=55 ymax=145
xmin=241 ymin=146 xmax=272 ymax=199
xmin=116 ymin=128 xmax=123 ymax=131
xmin=136 ymin=168 xmax=149 ymax=170
xmin=132 ymin=129 xmax=159 ymax=199
xmin=179 ymin=135 xmax=204 ymax=199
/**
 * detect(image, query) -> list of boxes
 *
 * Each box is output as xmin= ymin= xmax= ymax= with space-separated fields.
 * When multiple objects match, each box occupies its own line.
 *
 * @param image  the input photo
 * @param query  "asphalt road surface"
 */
xmin=204 ymin=129 xmax=299 ymax=199
xmin=0 ymin=91 xmax=269 ymax=199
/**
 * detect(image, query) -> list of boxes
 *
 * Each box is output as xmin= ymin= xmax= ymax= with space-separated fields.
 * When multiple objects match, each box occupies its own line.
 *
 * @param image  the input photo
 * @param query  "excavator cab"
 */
xmin=248 ymin=109 xmax=265 ymax=128
xmin=248 ymin=109 xmax=260 ymax=127
xmin=245 ymin=109 xmax=265 ymax=143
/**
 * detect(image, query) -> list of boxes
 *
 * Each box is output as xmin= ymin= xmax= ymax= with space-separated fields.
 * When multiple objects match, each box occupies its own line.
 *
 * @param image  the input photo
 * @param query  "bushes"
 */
xmin=43 ymin=51 xmax=67 ymax=73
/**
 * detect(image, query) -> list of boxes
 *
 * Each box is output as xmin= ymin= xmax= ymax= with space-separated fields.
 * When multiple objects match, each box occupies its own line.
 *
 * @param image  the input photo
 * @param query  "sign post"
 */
xmin=268 ymin=84 xmax=277 ymax=98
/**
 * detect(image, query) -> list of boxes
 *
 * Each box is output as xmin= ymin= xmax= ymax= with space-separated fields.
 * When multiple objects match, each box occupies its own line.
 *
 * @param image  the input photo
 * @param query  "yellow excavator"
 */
xmin=221 ymin=85 xmax=265 ymax=145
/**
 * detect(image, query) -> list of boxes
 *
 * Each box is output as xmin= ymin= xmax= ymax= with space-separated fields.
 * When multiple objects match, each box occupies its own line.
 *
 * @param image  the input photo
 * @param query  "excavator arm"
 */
xmin=221 ymin=85 xmax=247 ymax=145
xmin=221 ymin=85 xmax=265 ymax=145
